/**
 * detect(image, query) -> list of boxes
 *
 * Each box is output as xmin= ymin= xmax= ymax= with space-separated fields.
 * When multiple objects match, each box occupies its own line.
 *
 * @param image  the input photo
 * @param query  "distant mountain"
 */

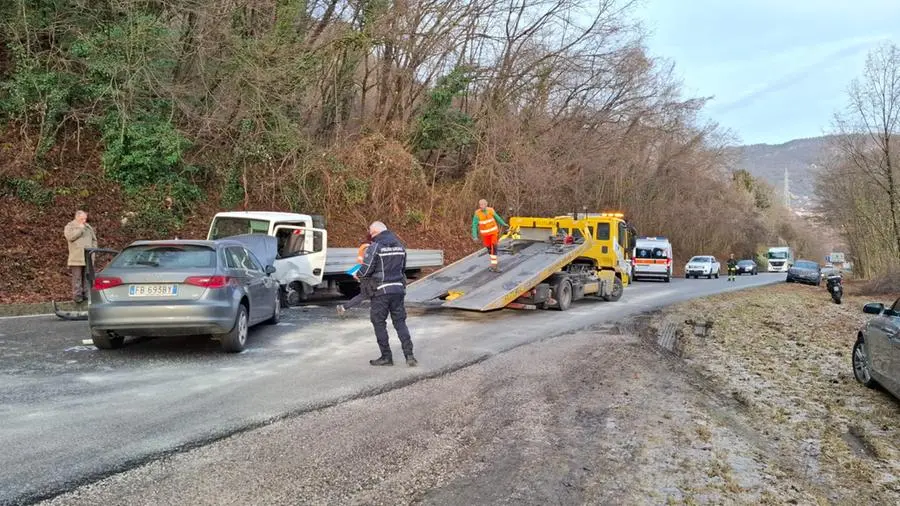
xmin=725 ymin=135 xmax=841 ymax=209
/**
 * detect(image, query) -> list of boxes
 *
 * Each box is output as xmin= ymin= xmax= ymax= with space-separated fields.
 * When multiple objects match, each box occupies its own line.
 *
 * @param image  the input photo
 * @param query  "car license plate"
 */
xmin=129 ymin=284 xmax=178 ymax=297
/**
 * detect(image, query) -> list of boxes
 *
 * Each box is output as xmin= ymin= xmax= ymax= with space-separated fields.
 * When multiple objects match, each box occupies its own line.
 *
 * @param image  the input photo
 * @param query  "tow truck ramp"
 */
xmin=405 ymin=238 xmax=590 ymax=311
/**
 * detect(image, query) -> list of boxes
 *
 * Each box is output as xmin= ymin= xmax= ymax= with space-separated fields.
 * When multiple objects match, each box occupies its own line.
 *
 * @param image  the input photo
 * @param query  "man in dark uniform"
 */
xmin=727 ymin=253 xmax=738 ymax=282
xmin=357 ymin=221 xmax=417 ymax=367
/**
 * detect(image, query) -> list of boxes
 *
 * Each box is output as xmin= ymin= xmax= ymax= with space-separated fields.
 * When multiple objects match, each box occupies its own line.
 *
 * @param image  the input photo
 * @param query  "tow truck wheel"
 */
xmin=603 ymin=277 xmax=624 ymax=302
xmin=552 ymin=279 xmax=572 ymax=311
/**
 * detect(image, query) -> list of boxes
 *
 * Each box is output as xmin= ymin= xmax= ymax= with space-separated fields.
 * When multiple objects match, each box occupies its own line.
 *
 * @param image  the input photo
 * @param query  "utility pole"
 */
xmin=783 ymin=168 xmax=791 ymax=209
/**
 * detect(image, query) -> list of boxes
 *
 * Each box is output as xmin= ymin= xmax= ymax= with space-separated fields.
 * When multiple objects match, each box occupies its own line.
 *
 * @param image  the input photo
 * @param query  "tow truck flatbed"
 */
xmin=405 ymin=238 xmax=590 ymax=311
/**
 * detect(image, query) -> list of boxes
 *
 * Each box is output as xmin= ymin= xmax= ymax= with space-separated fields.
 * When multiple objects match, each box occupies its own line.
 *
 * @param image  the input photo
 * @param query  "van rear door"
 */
xmin=633 ymin=243 xmax=671 ymax=277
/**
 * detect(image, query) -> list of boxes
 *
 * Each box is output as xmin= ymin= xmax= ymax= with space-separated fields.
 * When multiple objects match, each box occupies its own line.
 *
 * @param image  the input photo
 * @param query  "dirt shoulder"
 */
xmin=42 ymin=285 xmax=900 ymax=505
xmin=654 ymin=283 xmax=900 ymax=503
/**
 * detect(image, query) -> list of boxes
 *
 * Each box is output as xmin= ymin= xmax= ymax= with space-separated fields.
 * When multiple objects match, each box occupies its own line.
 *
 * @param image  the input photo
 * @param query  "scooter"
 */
xmin=826 ymin=274 xmax=843 ymax=304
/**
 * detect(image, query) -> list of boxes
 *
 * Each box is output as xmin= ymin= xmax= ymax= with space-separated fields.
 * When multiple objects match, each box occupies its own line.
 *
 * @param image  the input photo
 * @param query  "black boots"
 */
xmin=369 ymin=355 xmax=393 ymax=366
xmin=369 ymin=354 xmax=418 ymax=367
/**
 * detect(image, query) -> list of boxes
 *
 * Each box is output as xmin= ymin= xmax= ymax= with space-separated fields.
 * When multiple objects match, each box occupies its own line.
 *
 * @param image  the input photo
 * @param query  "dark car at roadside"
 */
xmin=736 ymin=259 xmax=757 ymax=275
xmin=852 ymin=298 xmax=900 ymax=400
xmin=786 ymin=259 xmax=821 ymax=286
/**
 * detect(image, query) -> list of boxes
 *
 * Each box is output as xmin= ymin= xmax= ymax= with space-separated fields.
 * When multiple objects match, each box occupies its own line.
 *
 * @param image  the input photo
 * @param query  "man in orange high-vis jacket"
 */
xmin=471 ymin=199 xmax=508 ymax=272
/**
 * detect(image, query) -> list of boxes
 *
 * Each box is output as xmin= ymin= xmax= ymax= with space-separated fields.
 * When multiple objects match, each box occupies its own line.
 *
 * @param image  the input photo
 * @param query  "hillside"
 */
xmin=0 ymin=1 xmax=824 ymax=303
xmin=725 ymin=136 xmax=839 ymax=208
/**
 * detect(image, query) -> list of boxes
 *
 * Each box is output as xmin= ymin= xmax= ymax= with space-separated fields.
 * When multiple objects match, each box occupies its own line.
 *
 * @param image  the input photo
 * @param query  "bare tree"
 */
xmin=832 ymin=43 xmax=900 ymax=259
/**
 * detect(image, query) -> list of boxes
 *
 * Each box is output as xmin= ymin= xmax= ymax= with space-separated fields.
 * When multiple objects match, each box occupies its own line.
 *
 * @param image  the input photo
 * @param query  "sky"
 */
xmin=635 ymin=0 xmax=900 ymax=145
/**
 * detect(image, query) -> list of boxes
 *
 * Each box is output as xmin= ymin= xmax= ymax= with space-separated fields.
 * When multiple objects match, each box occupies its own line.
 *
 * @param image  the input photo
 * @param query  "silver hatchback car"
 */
xmin=88 ymin=236 xmax=281 ymax=353
xmin=852 ymin=299 xmax=900 ymax=399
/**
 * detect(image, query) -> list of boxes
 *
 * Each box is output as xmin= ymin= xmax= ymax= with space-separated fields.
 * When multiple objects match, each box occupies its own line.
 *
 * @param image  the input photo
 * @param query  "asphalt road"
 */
xmin=1 ymin=273 xmax=782 ymax=505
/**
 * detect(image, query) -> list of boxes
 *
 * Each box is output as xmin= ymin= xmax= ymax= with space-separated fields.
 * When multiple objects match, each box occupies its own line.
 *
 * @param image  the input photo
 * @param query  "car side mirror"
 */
xmin=265 ymin=265 xmax=277 ymax=275
xmin=863 ymin=303 xmax=884 ymax=315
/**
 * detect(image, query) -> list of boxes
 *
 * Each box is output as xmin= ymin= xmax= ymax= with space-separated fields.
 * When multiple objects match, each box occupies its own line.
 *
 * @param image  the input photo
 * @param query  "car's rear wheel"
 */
xmin=852 ymin=337 xmax=878 ymax=388
xmin=219 ymin=305 xmax=249 ymax=353
xmin=91 ymin=329 xmax=124 ymax=350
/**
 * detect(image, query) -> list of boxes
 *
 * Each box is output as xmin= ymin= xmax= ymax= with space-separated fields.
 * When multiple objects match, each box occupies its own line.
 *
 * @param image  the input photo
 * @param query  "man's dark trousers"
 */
xmin=71 ymin=266 xmax=88 ymax=302
xmin=370 ymin=293 xmax=413 ymax=357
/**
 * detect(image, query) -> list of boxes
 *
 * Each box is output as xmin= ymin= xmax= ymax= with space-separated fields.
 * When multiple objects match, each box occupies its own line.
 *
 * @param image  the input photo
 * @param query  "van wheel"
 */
xmin=91 ymin=329 xmax=124 ymax=349
xmin=338 ymin=282 xmax=361 ymax=299
xmin=552 ymin=279 xmax=572 ymax=311
xmin=219 ymin=305 xmax=249 ymax=353
xmin=603 ymin=277 xmax=624 ymax=302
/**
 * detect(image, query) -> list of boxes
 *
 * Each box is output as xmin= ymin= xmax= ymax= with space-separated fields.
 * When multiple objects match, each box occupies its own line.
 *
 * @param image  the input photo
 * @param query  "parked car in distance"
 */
xmin=786 ymin=259 xmax=821 ymax=286
xmin=88 ymin=236 xmax=281 ymax=353
xmin=820 ymin=263 xmax=840 ymax=280
xmin=685 ymin=255 xmax=720 ymax=279
xmin=737 ymin=259 xmax=758 ymax=275
xmin=852 ymin=299 xmax=900 ymax=400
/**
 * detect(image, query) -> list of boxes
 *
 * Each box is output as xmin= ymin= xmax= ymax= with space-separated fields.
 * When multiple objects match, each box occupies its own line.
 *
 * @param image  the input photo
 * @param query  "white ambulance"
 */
xmin=631 ymin=236 xmax=673 ymax=282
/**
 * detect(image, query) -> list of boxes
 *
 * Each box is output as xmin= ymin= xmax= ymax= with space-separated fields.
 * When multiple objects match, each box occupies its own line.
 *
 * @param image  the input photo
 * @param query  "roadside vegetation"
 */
xmin=655 ymin=283 xmax=900 ymax=503
xmin=817 ymin=42 xmax=900 ymax=279
xmin=2 ymin=0 xmax=820 ymax=302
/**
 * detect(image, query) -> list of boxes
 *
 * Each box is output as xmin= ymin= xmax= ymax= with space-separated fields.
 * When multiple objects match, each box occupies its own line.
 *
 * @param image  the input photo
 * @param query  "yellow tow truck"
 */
xmin=405 ymin=212 xmax=637 ymax=311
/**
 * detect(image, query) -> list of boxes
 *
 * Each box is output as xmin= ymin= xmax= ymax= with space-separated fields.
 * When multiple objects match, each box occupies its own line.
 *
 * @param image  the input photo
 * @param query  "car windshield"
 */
xmin=689 ymin=257 xmax=710 ymax=263
xmin=738 ymin=260 xmax=754 ymax=265
xmin=110 ymin=245 xmax=217 ymax=269
xmin=794 ymin=261 xmax=818 ymax=270
xmin=209 ymin=217 xmax=270 ymax=240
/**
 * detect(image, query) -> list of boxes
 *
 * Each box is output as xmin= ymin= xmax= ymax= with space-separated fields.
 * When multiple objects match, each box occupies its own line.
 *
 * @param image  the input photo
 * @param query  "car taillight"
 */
xmin=185 ymin=275 xmax=230 ymax=289
xmin=93 ymin=276 xmax=123 ymax=291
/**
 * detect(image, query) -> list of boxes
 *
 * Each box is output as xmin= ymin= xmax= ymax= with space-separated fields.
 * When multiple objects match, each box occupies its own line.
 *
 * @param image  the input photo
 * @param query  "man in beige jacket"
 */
xmin=64 ymin=210 xmax=98 ymax=303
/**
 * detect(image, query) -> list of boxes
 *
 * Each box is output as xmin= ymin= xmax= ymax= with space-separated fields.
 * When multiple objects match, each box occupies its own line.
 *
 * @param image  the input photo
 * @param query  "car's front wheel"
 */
xmin=219 ymin=305 xmax=249 ymax=353
xmin=852 ymin=337 xmax=878 ymax=388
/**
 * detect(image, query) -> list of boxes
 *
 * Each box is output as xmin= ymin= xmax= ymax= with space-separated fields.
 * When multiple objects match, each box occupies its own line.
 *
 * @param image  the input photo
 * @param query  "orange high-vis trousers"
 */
xmin=481 ymin=233 xmax=499 ymax=267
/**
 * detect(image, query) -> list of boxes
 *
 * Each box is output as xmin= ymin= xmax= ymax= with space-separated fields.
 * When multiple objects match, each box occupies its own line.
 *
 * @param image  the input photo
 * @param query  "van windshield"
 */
xmin=636 ymin=247 xmax=668 ymax=259
xmin=209 ymin=218 xmax=270 ymax=240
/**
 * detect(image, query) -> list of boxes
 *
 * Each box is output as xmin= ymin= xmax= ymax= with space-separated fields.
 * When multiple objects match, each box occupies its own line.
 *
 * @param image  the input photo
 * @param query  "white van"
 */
xmin=207 ymin=211 xmax=443 ymax=304
xmin=632 ymin=237 xmax=673 ymax=282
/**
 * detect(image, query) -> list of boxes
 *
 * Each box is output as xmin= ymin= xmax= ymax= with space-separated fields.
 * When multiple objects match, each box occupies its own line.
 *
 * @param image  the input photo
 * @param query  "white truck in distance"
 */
xmin=767 ymin=246 xmax=794 ymax=273
xmin=207 ymin=211 xmax=443 ymax=305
